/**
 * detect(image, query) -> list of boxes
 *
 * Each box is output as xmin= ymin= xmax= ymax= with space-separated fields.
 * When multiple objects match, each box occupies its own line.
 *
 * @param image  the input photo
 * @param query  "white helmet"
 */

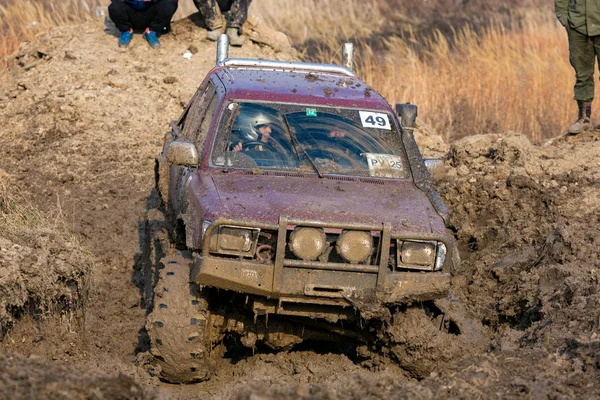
xmin=250 ymin=113 xmax=272 ymax=136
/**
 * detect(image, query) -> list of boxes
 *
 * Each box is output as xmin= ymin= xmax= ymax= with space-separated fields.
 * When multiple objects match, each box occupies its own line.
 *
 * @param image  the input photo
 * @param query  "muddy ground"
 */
xmin=0 ymin=13 xmax=599 ymax=400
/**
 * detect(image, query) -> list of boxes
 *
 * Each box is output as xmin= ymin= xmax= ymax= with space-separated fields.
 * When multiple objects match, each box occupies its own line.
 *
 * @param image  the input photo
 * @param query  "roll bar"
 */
xmin=216 ymin=34 xmax=356 ymax=77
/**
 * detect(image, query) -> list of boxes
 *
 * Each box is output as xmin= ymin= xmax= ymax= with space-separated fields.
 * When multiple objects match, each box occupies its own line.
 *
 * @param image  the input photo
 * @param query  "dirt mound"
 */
xmin=413 ymin=119 xmax=449 ymax=158
xmin=0 ymin=350 xmax=155 ymax=400
xmin=0 ymin=178 xmax=92 ymax=337
xmin=238 ymin=349 xmax=595 ymax=399
xmin=432 ymin=131 xmax=600 ymax=397
xmin=0 ymin=11 xmax=599 ymax=399
xmin=440 ymin=132 xmax=599 ymax=342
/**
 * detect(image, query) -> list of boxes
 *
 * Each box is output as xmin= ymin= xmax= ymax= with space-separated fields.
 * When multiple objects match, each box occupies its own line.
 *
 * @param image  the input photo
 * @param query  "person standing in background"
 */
xmin=193 ymin=0 xmax=252 ymax=46
xmin=109 ymin=0 xmax=178 ymax=49
xmin=555 ymin=0 xmax=600 ymax=134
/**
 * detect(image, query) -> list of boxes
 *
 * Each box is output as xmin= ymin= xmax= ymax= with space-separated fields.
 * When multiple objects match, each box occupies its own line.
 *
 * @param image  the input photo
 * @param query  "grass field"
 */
xmin=0 ymin=0 xmax=582 ymax=140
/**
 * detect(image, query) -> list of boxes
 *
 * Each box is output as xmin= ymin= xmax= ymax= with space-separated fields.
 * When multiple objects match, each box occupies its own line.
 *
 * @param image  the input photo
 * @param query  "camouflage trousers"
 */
xmin=193 ymin=0 xmax=252 ymax=30
xmin=568 ymin=25 xmax=600 ymax=101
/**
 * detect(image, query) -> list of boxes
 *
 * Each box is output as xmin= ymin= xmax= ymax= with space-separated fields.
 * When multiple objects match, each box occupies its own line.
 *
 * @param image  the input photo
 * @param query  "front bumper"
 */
xmin=192 ymin=254 xmax=450 ymax=305
xmin=192 ymin=216 xmax=453 ymax=316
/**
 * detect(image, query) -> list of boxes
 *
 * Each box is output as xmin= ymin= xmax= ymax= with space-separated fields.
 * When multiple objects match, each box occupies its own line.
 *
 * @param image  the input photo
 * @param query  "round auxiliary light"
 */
xmin=289 ymin=227 xmax=327 ymax=261
xmin=336 ymin=230 xmax=373 ymax=263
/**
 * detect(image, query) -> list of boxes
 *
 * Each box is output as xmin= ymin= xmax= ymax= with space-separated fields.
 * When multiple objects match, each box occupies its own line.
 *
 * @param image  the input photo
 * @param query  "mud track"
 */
xmin=1 ymin=15 xmax=599 ymax=400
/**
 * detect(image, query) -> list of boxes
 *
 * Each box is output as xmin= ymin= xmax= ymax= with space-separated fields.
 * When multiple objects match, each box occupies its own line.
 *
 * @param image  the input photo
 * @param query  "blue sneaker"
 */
xmin=143 ymin=28 xmax=160 ymax=49
xmin=118 ymin=29 xmax=133 ymax=48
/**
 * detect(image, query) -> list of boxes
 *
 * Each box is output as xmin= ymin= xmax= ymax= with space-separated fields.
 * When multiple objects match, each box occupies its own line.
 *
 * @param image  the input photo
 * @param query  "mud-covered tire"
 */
xmin=382 ymin=302 xmax=488 ymax=378
xmin=154 ymin=156 xmax=169 ymax=207
xmin=146 ymin=252 xmax=214 ymax=383
xmin=137 ymin=206 xmax=170 ymax=310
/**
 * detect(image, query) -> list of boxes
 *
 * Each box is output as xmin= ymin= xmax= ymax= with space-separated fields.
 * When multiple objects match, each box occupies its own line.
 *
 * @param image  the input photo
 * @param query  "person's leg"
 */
xmin=225 ymin=0 xmax=251 ymax=30
xmin=567 ymin=26 xmax=595 ymax=133
xmin=147 ymin=0 xmax=179 ymax=35
xmin=569 ymin=27 xmax=595 ymax=102
xmin=108 ymin=0 xmax=135 ymax=32
xmin=193 ymin=0 xmax=224 ymax=31
xmin=590 ymin=34 xmax=600 ymax=129
xmin=216 ymin=0 xmax=232 ymax=12
xmin=225 ymin=0 xmax=251 ymax=46
xmin=108 ymin=1 xmax=136 ymax=47
xmin=131 ymin=0 xmax=177 ymax=48
xmin=591 ymin=34 xmax=600 ymax=84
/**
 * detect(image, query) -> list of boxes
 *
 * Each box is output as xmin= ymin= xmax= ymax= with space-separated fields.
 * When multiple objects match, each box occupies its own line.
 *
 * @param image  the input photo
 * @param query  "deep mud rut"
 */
xmin=0 ymin=14 xmax=599 ymax=400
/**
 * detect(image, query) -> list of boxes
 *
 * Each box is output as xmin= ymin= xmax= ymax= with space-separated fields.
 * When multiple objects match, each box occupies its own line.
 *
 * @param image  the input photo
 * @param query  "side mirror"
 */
xmin=167 ymin=141 xmax=198 ymax=167
xmin=424 ymin=158 xmax=444 ymax=176
xmin=395 ymin=103 xmax=418 ymax=129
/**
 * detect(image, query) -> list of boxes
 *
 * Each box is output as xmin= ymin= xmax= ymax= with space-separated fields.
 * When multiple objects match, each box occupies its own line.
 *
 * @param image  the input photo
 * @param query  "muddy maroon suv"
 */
xmin=149 ymin=38 xmax=459 ymax=383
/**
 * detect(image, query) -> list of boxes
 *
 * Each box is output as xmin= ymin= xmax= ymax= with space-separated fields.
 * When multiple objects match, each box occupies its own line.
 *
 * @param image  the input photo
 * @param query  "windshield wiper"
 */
xmin=283 ymin=114 xmax=324 ymax=178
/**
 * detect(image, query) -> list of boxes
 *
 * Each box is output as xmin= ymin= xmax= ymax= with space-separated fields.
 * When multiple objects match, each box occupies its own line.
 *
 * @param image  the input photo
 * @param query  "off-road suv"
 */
xmin=148 ymin=38 xmax=465 ymax=383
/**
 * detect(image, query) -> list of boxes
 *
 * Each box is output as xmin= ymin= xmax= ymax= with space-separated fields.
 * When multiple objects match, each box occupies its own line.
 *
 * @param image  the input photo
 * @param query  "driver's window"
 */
xmin=194 ymin=92 xmax=219 ymax=150
xmin=182 ymin=81 xmax=216 ymax=141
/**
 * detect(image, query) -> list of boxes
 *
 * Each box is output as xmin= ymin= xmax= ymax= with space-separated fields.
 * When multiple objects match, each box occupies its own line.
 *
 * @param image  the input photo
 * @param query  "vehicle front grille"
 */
xmin=205 ymin=217 xmax=447 ymax=273
xmin=206 ymin=217 xmax=393 ymax=266
xmin=283 ymin=230 xmax=383 ymax=267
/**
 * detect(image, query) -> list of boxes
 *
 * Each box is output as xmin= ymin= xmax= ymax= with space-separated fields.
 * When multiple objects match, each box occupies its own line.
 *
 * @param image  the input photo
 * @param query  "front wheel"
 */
xmin=146 ymin=252 xmax=219 ymax=383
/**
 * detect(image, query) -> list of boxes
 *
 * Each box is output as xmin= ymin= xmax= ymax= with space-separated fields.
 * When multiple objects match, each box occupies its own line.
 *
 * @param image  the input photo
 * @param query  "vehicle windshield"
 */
xmin=211 ymin=101 xmax=410 ymax=179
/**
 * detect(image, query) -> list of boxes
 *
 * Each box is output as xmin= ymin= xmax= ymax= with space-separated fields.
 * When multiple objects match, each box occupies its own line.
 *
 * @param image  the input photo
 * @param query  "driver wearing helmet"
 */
xmin=232 ymin=113 xmax=274 ymax=152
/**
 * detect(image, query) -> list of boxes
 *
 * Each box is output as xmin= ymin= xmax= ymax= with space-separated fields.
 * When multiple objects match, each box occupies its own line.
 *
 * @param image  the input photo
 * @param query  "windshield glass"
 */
xmin=211 ymin=101 xmax=410 ymax=179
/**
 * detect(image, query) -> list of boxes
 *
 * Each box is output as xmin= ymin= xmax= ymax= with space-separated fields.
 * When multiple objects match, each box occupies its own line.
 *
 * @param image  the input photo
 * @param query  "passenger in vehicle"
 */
xmin=193 ymin=0 xmax=252 ymax=46
xmin=108 ymin=0 xmax=178 ymax=49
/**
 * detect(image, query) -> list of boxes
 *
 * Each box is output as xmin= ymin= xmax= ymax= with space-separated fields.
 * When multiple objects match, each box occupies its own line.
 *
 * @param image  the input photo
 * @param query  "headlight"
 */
xmin=202 ymin=220 xmax=212 ymax=235
xmin=398 ymin=240 xmax=436 ymax=270
xmin=435 ymin=242 xmax=447 ymax=271
xmin=208 ymin=225 xmax=259 ymax=257
xmin=289 ymin=227 xmax=326 ymax=261
xmin=336 ymin=230 xmax=373 ymax=263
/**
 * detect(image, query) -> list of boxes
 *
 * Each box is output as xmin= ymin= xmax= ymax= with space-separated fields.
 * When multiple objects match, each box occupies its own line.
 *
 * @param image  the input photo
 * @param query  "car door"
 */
xmin=169 ymin=81 xmax=218 ymax=215
xmin=155 ymin=85 xmax=202 ymax=206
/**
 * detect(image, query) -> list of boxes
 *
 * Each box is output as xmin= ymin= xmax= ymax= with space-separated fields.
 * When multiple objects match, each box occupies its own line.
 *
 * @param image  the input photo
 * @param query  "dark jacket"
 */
xmin=555 ymin=0 xmax=600 ymax=36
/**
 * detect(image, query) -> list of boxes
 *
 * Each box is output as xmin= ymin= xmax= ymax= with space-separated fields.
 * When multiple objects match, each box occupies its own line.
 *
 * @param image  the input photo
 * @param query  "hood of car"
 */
xmin=207 ymin=173 xmax=444 ymax=234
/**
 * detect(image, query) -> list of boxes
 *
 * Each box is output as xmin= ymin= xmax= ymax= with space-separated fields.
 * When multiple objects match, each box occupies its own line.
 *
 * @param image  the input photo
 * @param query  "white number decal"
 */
xmin=359 ymin=111 xmax=391 ymax=130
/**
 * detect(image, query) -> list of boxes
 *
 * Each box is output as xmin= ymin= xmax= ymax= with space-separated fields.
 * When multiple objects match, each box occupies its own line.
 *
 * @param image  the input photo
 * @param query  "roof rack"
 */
xmin=215 ymin=34 xmax=356 ymax=77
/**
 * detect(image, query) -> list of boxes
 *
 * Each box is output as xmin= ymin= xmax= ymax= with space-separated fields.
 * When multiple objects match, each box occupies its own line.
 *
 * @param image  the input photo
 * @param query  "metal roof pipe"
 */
xmin=217 ymin=34 xmax=229 ymax=64
xmin=216 ymin=58 xmax=356 ymax=77
xmin=342 ymin=43 xmax=354 ymax=72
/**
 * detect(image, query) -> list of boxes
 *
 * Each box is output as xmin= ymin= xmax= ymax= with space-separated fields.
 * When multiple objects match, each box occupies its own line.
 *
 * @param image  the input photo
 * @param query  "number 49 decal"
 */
xmin=359 ymin=111 xmax=391 ymax=130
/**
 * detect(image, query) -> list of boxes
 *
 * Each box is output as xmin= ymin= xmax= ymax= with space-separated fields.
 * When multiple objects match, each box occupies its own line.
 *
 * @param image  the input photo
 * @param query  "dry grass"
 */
xmin=0 ymin=176 xmax=78 ymax=244
xmin=0 ymin=0 xmax=102 ymax=67
xmin=0 ymin=0 xmax=198 ymax=67
xmin=251 ymin=0 xmax=390 ymax=47
xmin=353 ymin=17 xmax=573 ymax=142
xmin=0 ymin=176 xmax=92 ymax=337
xmin=255 ymin=1 xmax=575 ymax=140
xmin=0 ymin=0 xmax=584 ymax=140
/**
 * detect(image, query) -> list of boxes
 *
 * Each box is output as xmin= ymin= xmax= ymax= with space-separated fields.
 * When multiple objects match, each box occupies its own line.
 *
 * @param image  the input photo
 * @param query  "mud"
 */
xmin=0 ymin=350 xmax=155 ymax=400
xmin=0 ymin=180 xmax=92 ymax=338
xmin=0 ymin=12 xmax=598 ymax=400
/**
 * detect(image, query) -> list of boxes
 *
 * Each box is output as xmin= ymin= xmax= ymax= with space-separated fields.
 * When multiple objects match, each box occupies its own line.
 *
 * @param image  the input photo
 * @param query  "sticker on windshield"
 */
xmin=306 ymin=108 xmax=317 ymax=117
xmin=359 ymin=111 xmax=391 ymax=130
xmin=363 ymin=153 xmax=404 ymax=178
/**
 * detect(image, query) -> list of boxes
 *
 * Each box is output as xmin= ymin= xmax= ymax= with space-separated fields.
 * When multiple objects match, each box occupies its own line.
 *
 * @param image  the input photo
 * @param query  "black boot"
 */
xmin=567 ymin=100 xmax=592 ymax=134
